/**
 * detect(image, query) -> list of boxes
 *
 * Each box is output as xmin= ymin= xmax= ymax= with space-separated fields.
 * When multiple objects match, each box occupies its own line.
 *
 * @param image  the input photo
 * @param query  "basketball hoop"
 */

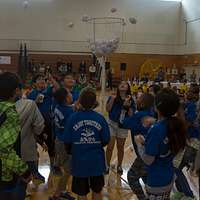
xmin=86 ymin=17 xmax=125 ymax=56
xmin=83 ymin=17 xmax=125 ymax=113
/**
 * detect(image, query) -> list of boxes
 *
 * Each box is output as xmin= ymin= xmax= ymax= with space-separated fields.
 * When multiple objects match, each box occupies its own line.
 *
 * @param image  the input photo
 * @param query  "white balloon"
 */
xmin=111 ymin=39 xmax=117 ymax=45
xmin=82 ymin=15 xmax=90 ymax=22
xmin=23 ymin=0 xmax=29 ymax=8
xmin=129 ymin=17 xmax=137 ymax=24
xmin=68 ymin=22 xmax=74 ymax=28
xmin=110 ymin=8 xmax=117 ymax=13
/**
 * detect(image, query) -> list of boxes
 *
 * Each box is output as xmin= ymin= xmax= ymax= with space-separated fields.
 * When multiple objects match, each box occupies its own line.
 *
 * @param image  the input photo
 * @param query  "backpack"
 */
xmin=0 ymin=110 xmax=21 ymax=185
xmin=0 ymin=112 xmax=7 ymax=182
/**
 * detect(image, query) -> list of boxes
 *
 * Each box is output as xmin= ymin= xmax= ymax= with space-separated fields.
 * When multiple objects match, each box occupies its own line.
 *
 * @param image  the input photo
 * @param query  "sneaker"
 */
xmin=51 ymin=166 xmax=63 ymax=176
xmin=117 ymin=166 xmax=123 ymax=175
xmin=60 ymin=191 xmax=75 ymax=200
xmin=32 ymin=173 xmax=45 ymax=185
xmin=105 ymin=166 xmax=110 ymax=175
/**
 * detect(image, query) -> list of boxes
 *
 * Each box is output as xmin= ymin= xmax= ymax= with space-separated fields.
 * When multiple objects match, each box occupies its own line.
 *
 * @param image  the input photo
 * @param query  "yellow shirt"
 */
xmin=131 ymin=84 xmax=139 ymax=94
xmin=143 ymin=85 xmax=149 ymax=93
xmin=180 ymin=84 xmax=188 ymax=94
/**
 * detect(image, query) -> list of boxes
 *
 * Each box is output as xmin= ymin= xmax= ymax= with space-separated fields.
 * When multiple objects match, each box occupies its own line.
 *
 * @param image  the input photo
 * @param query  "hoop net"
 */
xmin=85 ymin=17 xmax=124 ymax=56
xmin=84 ymin=17 xmax=124 ymax=113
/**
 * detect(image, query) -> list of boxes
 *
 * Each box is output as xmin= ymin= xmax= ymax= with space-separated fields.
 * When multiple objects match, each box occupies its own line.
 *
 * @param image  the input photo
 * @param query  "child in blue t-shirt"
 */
xmin=62 ymin=74 xmax=80 ymax=104
xmin=28 ymin=74 xmax=59 ymax=115
xmin=123 ymin=93 xmax=155 ymax=200
xmin=178 ymin=88 xmax=200 ymax=180
xmin=177 ymin=89 xmax=200 ymax=171
xmin=184 ymin=89 xmax=200 ymax=139
xmin=136 ymin=89 xmax=187 ymax=200
xmin=28 ymin=73 xmax=59 ymax=169
xmin=49 ymin=88 xmax=74 ymax=200
xmin=106 ymin=81 xmax=135 ymax=174
xmin=171 ymin=91 xmax=196 ymax=198
xmin=64 ymin=87 xmax=110 ymax=200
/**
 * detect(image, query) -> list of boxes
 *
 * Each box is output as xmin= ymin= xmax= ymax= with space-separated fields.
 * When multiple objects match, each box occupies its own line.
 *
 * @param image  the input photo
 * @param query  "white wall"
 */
xmin=0 ymin=0 xmax=182 ymax=54
xmin=179 ymin=0 xmax=200 ymax=54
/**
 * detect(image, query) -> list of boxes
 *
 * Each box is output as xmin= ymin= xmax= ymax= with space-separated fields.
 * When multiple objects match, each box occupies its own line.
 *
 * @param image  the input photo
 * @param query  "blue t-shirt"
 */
xmin=123 ymin=109 xmax=155 ymax=157
xmin=28 ymin=86 xmax=53 ymax=120
xmin=64 ymin=110 xmax=110 ymax=177
xmin=54 ymin=104 xmax=74 ymax=141
xmin=184 ymin=101 xmax=197 ymax=124
xmin=71 ymin=89 xmax=80 ymax=103
xmin=184 ymin=101 xmax=200 ymax=139
xmin=123 ymin=110 xmax=155 ymax=137
xmin=107 ymin=96 xmax=136 ymax=123
xmin=145 ymin=120 xmax=174 ymax=187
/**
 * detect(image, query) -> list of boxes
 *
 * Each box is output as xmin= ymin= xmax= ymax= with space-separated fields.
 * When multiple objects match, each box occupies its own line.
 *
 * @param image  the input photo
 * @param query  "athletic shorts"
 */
xmin=147 ymin=191 xmax=170 ymax=200
xmin=72 ymin=175 xmax=104 ymax=196
xmin=108 ymin=120 xmax=128 ymax=139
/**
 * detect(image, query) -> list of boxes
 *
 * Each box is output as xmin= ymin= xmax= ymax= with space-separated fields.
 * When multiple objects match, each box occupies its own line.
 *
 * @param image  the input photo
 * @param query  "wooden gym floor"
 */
xmin=28 ymin=133 xmax=138 ymax=200
xmin=27 ymin=93 xmax=199 ymax=200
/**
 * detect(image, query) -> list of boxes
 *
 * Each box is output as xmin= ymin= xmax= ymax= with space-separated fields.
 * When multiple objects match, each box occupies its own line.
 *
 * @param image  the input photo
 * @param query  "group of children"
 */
xmin=0 ymin=71 xmax=199 ymax=200
xmin=109 ymin=81 xmax=200 ymax=200
xmin=130 ymin=80 xmax=190 ymax=97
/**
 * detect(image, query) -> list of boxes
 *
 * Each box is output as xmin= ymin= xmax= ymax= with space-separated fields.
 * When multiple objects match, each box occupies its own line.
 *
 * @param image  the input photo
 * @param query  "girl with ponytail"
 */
xmin=136 ymin=88 xmax=187 ymax=200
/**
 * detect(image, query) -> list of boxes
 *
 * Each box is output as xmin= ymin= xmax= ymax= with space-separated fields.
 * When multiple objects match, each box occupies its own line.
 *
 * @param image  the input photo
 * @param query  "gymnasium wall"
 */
xmin=1 ymin=0 xmax=200 ymax=78
xmin=0 ymin=53 xmax=93 ymax=73
xmin=107 ymin=53 xmax=184 ymax=79
xmin=180 ymin=0 xmax=200 ymax=54
xmin=0 ymin=0 xmax=182 ymax=54
xmin=0 ymin=53 xmax=18 ymax=72
xmin=0 ymin=53 xmax=184 ymax=78
xmin=109 ymin=53 xmax=200 ymax=79
xmin=2 ymin=52 xmax=200 ymax=79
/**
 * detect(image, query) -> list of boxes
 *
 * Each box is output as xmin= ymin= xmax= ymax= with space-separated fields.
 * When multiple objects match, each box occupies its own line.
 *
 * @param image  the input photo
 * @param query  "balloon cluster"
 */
xmin=89 ymin=37 xmax=120 ymax=56
xmin=110 ymin=8 xmax=117 ymax=13
xmin=129 ymin=17 xmax=137 ymax=24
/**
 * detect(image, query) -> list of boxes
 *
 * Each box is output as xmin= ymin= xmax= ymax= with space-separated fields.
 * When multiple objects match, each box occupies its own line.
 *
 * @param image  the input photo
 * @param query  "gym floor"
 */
xmin=28 ymin=133 xmax=137 ymax=200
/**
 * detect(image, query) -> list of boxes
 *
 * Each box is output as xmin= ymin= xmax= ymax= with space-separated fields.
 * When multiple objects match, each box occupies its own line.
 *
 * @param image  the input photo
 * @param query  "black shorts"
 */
xmin=72 ymin=175 xmax=104 ymax=196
